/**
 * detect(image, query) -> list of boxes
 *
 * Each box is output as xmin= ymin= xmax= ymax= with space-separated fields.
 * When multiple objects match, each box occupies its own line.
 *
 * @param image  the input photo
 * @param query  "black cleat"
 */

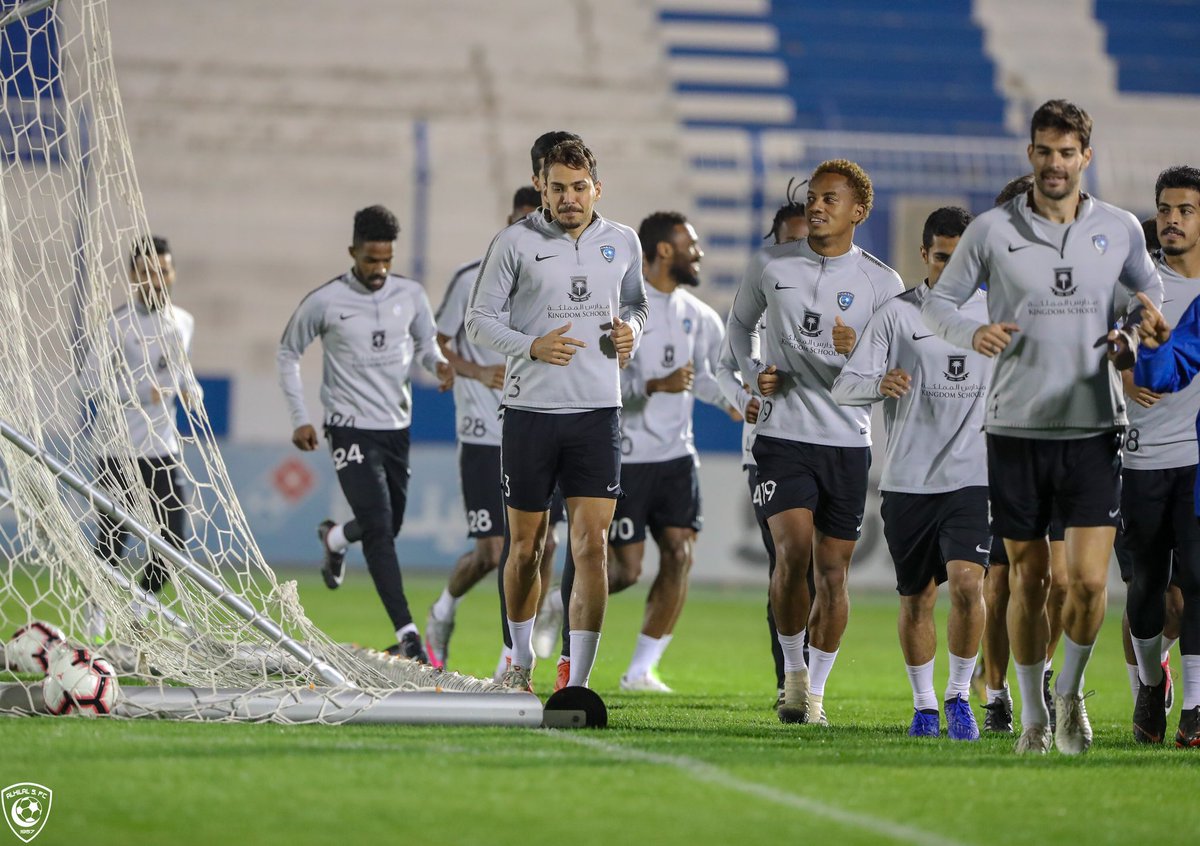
xmin=317 ymin=519 xmax=345 ymax=590
xmin=385 ymin=631 xmax=429 ymax=664
xmin=982 ymin=695 xmax=1014 ymax=734
xmin=1043 ymin=668 xmax=1056 ymax=732
xmin=1133 ymin=668 xmax=1168 ymax=744
xmin=1176 ymin=706 xmax=1200 ymax=748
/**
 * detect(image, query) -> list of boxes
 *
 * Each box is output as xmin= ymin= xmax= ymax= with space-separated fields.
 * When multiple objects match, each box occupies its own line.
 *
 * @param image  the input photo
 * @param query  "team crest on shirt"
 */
xmin=944 ymin=355 xmax=968 ymax=382
xmin=1092 ymin=234 xmax=1108 ymax=254
xmin=682 ymin=318 xmax=693 ymax=334
xmin=372 ymin=330 xmax=386 ymax=350
xmin=1052 ymin=267 xmax=1077 ymax=297
xmin=600 ymin=245 xmax=616 ymax=263
xmin=836 ymin=291 xmax=854 ymax=311
xmin=799 ymin=310 xmax=822 ymax=337
xmin=568 ymin=275 xmax=591 ymax=302
xmin=662 ymin=344 xmax=676 ymax=368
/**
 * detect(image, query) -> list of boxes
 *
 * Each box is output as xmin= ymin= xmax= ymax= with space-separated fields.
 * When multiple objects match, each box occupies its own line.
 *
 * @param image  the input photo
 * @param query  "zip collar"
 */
xmin=534 ymin=207 xmax=607 ymax=243
xmin=796 ymin=238 xmax=860 ymax=268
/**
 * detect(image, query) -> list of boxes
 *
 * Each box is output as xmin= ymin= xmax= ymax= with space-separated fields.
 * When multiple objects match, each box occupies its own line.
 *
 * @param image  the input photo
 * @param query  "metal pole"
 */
xmin=0 ymin=419 xmax=350 ymax=687
xmin=0 ymin=0 xmax=57 ymax=30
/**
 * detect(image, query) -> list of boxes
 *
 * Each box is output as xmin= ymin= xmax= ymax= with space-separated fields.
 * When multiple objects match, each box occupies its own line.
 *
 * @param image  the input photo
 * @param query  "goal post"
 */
xmin=0 ymin=0 xmax=539 ymax=725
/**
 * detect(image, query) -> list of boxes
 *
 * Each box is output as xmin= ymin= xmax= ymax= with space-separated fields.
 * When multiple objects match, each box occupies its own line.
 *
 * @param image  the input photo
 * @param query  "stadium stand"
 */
xmin=1095 ymin=0 xmax=1200 ymax=96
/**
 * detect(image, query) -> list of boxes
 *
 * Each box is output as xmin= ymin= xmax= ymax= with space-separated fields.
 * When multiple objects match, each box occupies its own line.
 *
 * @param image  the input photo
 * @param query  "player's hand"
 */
xmin=1106 ymin=327 xmax=1137 ymax=370
xmin=477 ymin=364 xmax=506 ymax=390
xmin=1133 ymin=387 xmax=1163 ymax=408
xmin=436 ymin=361 xmax=455 ymax=392
xmin=757 ymin=365 xmax=780 ymax=397
xmin=531 ymin=322 xmax=586 ymax=366
xmin=291 ymin=424 xmax=319 ymax=451
xmin=1134 ymin=292 xmax=1171 ymax=350
xmin=972 ymin=322 xmax=1019 ymax=357
xmin=744 ymin=396 xmax=761 ymax=424
xmin=610 ymin=315 xmax=635 ymax=360
xmin=832 ymin=316 xmax=856 ymax=355
xmin=726 ymin=404 xmax=743 ymax=422
xmin=650 ymin=362 xmax=695 ymax=395
xmin=879 ymin=368 xmax=912 ymax=398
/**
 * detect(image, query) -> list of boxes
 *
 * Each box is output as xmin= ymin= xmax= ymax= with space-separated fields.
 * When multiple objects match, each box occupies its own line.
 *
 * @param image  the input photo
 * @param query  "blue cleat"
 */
xmin=908 ymin=708 xmax=940 ymax=737
xmin=945 ymin=695 xmax=981 ymax=741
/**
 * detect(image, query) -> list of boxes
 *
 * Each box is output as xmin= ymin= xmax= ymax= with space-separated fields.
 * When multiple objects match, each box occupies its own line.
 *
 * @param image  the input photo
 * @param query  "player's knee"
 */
xmin=609 ymin=560 xmax=641 ymax=592
xmin=815 ymin=564 xmax=847 ymax=595
xmin=476 ymin=540 xmax=503 ymax=573
xmin=1070 ymin=569 xmax=1108 ymax=601
xmin=948 ymin=576 xmax=983 ymax=611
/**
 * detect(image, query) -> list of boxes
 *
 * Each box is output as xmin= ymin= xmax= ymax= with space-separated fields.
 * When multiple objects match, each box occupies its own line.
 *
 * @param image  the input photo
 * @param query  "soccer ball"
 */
xmin=6 ymin=621 xmax=66 ymax=674
xmin=43 ymin=646 xmax=120 ymax=716
xmin=11 ymin=796 xmax=42 ymax=826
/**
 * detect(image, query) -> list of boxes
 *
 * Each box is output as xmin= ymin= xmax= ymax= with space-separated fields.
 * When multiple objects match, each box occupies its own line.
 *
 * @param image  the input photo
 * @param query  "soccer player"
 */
xmin=923 ymin=100 xmax=1162 ymax=754
xmin=606 ymin=211 xmax=728 ymax=691
xmin=833 ymin=207 xmax=989 ymax=739
xmin=423 ymin=186 xmax=544 ymax=670
xmin=727 ymin=159 xmax=905 ymax=725
xmin=1122 ymin=165 xmax=1200 ymax=746
xmin=85 ymin=235 xmax=197 ymax=636
xmin=277 ymin=205 xmax=453 ymax=661
xmin=466 ymin=139 xmax=648 ymax=691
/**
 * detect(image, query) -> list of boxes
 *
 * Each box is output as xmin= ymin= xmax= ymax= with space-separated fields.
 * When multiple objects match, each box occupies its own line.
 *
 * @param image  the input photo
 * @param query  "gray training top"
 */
xmin=922 ymin=193 xmax=1163 ymax=438
xmin=833 ymin=284 xmax=991 ymax=494
xmin=716 ymin=319 xmax=762 ymax=468
xmin=465 ymin=209 xmax=648 ymax=413
xmin=1120 ymin=255 xmax=1200 ymax=470
xmin=436 ymin=258 xmax=504 ymax=447
xmin=726 ymin=238 xmax=905 ymax=448
xmin=277 ymin=271 xmax=447 ymax=431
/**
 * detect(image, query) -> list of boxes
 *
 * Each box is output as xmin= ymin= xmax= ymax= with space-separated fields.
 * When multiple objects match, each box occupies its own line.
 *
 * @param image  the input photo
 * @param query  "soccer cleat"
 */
xmin=554 ymin=659 xmax=571 ymax=693
xmin=1176 ymin=706 xmax=1200 ymax=748
xmin=532 ymin=589 xmax=563 ymax=660
xmin=317 ymin=520 xmax=346 ymax=590
xmin=500 ymin=664 xmax=534 ymax=693
xmin=945 ymin=695 xmax=981 ymax=741
xmin=385 ymin=631 xmax=429 ymax=664
xmin=1054 ymin=691 xmax=1094 ymax=755
xmin=1162 ymin=659 xmax=1174 ymax=714
xmin=805 ymin=698 xmax=829 ymax=727
xmin=619 ymin=670 xmax=672 ymax=693
xmin=1132 ymin=669 xmax=1168 ymax=744
xmin=424 ymin=606 xmax=454 ymax=670
xmin=777 ymin=669 xmax=810 ymax=724
xmin=1014 ymin=724 xmax=1052 ymax=755
xmin=1043 ymin=668 xmax=1056 ymax=732
xmin=773 ymin=688 xmax=785 ymax=711
xmin=908 ymin=708 xmax=940 ymax=737
xmin=982 ymin=696 xmax=1014 ymax=734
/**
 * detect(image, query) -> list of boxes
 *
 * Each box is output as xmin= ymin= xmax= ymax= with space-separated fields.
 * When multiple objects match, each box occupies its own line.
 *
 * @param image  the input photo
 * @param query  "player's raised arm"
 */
xmin=465 ymin=233 xmax=538 ymax=360
xmin=921 ymin=219 xmax=992 ymax=351
xmin=832 ymin=306 xmax=903 ymax=405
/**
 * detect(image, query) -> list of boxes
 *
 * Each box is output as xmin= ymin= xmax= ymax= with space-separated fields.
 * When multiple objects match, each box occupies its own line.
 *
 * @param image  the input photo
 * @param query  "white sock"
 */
xmin=778 ymin=631 xmax=807 ymax=673
xmin=1016 ymin=660 xmax=1050 ymax=729
xmin=626 ymin=633 xmax=671 ymax=679
xmin=507 ymin=617 xmax=535 ymax=669
xmin=807 ymin=646 xmax=839 ymax=697
xmin=432 ymin=588 xmax=459 ymax=621
xmin=1183 ymin=655 xmax=1200 ymax=710
xmin=985 ymin=685 xmax=1011 ymax=706
xmin=567 ymin=630 xmax=600 ymax=687
xmin=1054 ymin=634 xmax=1094 ymax=698
xmin=1162 ymin=635 xmax=1178 ymax=664
xmin=1126 ymin=663 xmax=1141 ymax=704
xmin=326 ymin=523 xmax=349 ymax=552
xmin=906 ymin=658 xmax=937 ymax=711
xmin=945 ymin=653 xmax=977 ymax=701
xmin=395 ymin=622 xmax=418 ymax=641
xmin=1130 ymin=632 xmax=1165 ymax=686
xmin=494 ymin=645 xmax=512 ymax=681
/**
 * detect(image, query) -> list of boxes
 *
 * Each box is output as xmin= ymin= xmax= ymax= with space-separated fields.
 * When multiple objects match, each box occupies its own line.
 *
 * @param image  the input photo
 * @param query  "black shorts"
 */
xmin=501 ymin=408 xmax=621 ymax=512
xmin=549 ymin=488 xmax=566 ymax=525
xmin=988 ymin=515 xmax=1065 ymax=566
xmin=459 ymin=443 xmax=505 ymax=538
xmin=1116 ymin=465 xmax=1199 ymax=584
xmin=881 ymin=487 xmax=991 ymax=595
xmin=750 ymin=436 xmax=870 ymax=540
xmin=987 ymin=432 xmax=1121 ymax=541
xmin=609 ymin=455 xmax=701 ymax=547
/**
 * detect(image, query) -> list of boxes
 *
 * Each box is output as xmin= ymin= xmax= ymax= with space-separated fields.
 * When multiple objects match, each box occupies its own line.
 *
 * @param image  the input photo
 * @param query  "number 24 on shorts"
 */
xmin=332 ymin=442 xmax=364 ymax=470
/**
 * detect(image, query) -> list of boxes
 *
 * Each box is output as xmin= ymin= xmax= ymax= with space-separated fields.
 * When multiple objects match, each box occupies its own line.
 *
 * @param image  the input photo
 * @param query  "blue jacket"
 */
xmin=1134 ymin=295 xmax=1200 ymax=516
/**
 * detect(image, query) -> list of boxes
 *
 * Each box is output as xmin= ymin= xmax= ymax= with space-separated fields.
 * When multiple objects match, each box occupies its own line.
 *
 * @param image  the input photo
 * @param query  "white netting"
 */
xmin=0 ymin=0 xmax=518 ymax=722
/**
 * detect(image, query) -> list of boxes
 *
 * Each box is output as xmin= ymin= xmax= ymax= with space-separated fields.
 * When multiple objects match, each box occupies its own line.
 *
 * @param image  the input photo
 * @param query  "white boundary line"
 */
xmin=554 ymin=733 xmax=968 ymax=846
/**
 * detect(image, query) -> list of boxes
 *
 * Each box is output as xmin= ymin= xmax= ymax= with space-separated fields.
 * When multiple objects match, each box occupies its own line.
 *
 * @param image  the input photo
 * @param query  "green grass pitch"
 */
xmin=1 ymin=571 xmax=1198 ymax=845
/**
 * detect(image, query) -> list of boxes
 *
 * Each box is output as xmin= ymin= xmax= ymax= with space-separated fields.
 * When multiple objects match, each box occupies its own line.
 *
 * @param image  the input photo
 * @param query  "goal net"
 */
xmin=0 ymin=0 xmax=536 ymax=724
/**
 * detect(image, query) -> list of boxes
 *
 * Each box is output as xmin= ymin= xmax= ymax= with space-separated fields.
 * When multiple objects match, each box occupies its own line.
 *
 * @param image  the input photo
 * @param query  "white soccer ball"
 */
xmin=6 ymin=621 xmax=66 ymax=674
xmin=42 ymin=646 xmax=120 ymax=716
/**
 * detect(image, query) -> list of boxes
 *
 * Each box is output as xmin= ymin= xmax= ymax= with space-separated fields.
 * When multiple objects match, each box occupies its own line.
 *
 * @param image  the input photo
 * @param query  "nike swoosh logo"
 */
xmin=1108 ymin=508 xmax=1120 ymax=518
xmin=1163 ymin=299 xmax=1175 ymax=304
xmin=606 ymin=483 xmax=620 ymax=492
xmin=339 ymin=313 xmax=355 ymax=320
xmin=912 ymin=332 xmax=935 ymax=341
xmin=535 ymin=254 xmax=557 ymax=262
xmin=1007 ymin=244 xmax=1034 ymax=252
xmin=976 ymin=544 xmax=990 ymax=554
xmin=774 ymin=282 xmax=798 ymax=290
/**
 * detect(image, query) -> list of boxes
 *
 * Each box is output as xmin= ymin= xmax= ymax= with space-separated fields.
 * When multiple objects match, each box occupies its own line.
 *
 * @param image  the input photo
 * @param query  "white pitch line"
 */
xmin=553 ymin=733 xmax=968 ymax=846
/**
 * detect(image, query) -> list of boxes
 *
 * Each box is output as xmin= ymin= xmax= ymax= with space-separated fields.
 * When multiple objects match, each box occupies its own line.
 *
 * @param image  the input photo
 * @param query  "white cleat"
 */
xmin=1054 ymin=691 xmax=1094 ymax=755
xmin=620 ymin=671 xmax=672 ymax=692
xmin=777 ymin=669 xmax=810 ymax=724
xmin=804 ymin=693 xmax=829 ymax=726
xmin=532 ymin=589 xmax=563 ymax=660
xmin=1014 ymin=725 xmax=1053 ymax=755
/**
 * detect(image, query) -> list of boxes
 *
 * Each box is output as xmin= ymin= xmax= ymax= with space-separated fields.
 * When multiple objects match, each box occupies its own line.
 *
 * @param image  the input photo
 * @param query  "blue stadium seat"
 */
xmin=1096 ymin=0 xmax=1200 ymax=95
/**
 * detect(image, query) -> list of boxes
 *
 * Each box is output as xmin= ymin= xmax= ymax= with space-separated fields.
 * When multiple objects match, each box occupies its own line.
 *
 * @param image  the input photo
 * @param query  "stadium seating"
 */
xmin=1095 ymin=0 xmax=1200 ymax=95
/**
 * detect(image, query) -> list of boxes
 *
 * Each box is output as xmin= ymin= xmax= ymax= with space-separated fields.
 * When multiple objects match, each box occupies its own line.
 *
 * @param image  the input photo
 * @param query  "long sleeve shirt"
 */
xmin=436 ymin=258 xmax=504 ymax=447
